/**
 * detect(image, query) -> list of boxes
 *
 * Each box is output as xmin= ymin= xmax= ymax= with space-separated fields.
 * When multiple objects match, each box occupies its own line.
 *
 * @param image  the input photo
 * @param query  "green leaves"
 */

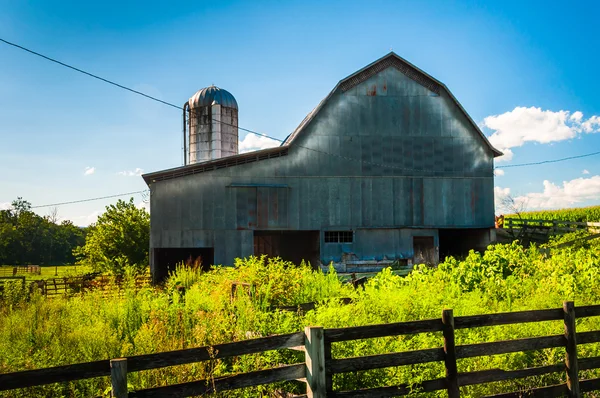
xmin=0 ymin=198 xmax=85 ymax=265
xmin=75 ymin=198 xmax=149 ymax=276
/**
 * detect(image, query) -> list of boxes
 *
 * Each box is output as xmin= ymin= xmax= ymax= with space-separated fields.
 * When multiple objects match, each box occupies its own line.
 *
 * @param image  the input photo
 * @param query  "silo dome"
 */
xmin=184 ymin=85 xmax=239 ymax=164
xmin=188 ymin=85 xmax=238 ymax=109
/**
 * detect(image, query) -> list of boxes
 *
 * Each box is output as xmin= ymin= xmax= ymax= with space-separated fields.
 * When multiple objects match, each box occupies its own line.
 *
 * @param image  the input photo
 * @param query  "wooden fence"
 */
xmin=505 ymin=218 xmax=600 ymax=234
xmin=0 ymin=265 xmax=41 ymax=277
xmin=2 ymin=301 xmax=600 ymax=397
xmin=0 ymin=275 xmax=151 ymax=298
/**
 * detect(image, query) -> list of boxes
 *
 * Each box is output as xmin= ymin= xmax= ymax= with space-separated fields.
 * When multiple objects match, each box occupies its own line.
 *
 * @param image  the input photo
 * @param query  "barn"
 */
xmin=142 ymin=52 xmax=502 ymax=281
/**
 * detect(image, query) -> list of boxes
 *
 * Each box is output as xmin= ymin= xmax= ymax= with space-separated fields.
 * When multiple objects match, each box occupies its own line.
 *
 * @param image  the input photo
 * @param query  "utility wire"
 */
xmin=0 ymin=38 xmax=180 ymax=110
xmin=30 ymin=190 xmax=148 ymax=209
xmin=3 ymin=37 xmax=599 ymax=196
xmin=0 ymin=37 xmax=456 ymax=174
xmin=3 ymin=37 xmax=597 ymax=173
xmin=495 ymin=150 xmax=600 ymax=169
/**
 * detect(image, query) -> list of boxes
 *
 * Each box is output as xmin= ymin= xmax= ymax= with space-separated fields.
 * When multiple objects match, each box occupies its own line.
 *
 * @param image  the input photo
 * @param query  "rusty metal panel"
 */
xmin=412 ymin=178 xmax=424 ymax=225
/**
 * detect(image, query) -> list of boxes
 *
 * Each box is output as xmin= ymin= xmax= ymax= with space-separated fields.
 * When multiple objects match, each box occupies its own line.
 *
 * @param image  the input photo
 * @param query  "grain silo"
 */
xmin=183 ymin=85 xmax=238 ymax=165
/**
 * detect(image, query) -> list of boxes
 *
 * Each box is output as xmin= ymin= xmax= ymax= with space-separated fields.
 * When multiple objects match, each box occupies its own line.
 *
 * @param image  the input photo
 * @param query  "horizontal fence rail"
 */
xmin=3 ymin=301 xmax=600 ymax=397
xmin=504 ymin=218 xmax=600 ymax=233
xmin=0 ymin=274 xmax=151 ymax=299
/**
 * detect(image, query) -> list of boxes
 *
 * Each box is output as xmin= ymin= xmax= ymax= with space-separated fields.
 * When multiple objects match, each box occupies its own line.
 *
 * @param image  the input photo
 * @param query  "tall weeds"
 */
xmin=1 ymin=244 xmax=600 ymax=396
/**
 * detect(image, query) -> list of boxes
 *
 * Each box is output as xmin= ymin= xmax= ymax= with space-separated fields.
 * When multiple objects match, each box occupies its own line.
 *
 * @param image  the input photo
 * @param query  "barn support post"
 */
xmin=305 ymin=326 xmax=326 ymax=398
xmin=564 ymin=301 xmax=580 ymax=397
xmin=110 ymin=358 xmax=128 ymax=398
xmin=442 ymin=309 xmax=460 ymax=397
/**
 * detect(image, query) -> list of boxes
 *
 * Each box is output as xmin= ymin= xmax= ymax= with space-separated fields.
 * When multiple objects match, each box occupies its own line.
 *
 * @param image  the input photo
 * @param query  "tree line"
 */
xmin=0 ymin=198 xmax=85 ymax=265
xmin=0 ymin=197 xmax=149 ymax=275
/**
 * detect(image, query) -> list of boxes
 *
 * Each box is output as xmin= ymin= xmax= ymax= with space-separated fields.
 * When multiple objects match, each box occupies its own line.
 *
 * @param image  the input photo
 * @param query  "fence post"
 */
xmin=324 ymin=339 xmax=333 ymax=395
xmin=563 ymin=301 xmax=580 ymax=397
xmin=442 ymin=309 xmax=460 ymax=398
xmin=110 ymin=358 xmax=128 ymax=398
xmin=305 ymin=326 xmax=326 ymax=398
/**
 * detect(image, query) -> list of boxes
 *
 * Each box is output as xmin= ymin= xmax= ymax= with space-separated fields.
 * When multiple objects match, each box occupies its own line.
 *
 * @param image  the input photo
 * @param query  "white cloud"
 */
xmin=494 ymin=186 xmax=511 ymax=198
xmin=494 ymin=169 xmax=505 ymax=176
xmin=136 ymin=201 xmax=150 ymax=212
xmin=238 ymin=133 xmax=280 ymax=153
xmin=507 ymin=175 xmax=600 ymax=210
xmin=583 ymin=169 xmax=590 ymax=175
xmin=570 ymin=111 xmax=583 ymax=122
xmin=483 ymin=107 xmax=600 ymax=162
xmin=118 ymin=168 xmax=144 ymax=177
xmin=582 ymin=116 xmax=600 ymax=133
xmin=72 ymin=210 xmax=101 ymax=226
xmin=84 ymin=166 xmax=95 ymax=176
xmin=0 ymin=202 xmax=11 ymax=210
xmin=494 ymin=148 xmax=513 ymax=162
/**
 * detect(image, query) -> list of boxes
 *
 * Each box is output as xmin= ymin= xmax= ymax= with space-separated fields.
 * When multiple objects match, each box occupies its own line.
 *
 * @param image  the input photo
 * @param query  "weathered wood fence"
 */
xmin=0 ymin=265 xmax=41 ymax=277
xmin=505 ymin=218 xmax=600 ymax=234
xmin=35 ymin=275 xmax=151 ymax=297
xmin=2 ymin=301 xmax=600 ymax=397
xmin=0 ymin=275 xmax=151 ymax=298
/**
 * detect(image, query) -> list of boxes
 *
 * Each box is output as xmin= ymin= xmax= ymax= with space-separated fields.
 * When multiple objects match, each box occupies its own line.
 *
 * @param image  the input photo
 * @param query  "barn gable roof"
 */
xmin=143 ymin=52 xmax=501 ymax=185
xmin=282 ymin=52 xmax=502 ymax=157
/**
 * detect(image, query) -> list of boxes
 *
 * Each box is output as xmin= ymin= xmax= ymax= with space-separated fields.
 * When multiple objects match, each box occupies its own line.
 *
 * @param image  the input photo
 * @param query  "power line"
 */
xmin=0 ymin=37 xmax=272 ymax=138
xmin=3 ymin=37 xmax=598 ymax=177
xmin=0 ymin=38 xmax=180 ymax=110
xmin=0 ymin=37 xmax=455 ymax=175
xmin=496 ymin=150 xmax=600 ymax=169
xmin=30 ymin=190 xmax=148 ymax=209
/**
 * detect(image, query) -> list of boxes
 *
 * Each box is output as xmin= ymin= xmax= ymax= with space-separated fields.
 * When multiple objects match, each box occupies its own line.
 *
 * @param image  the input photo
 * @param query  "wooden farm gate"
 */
xmin=504 ymin=218 xmax=600 ymax=244
xmin=2 ymin=301 xmax=600 ymax=397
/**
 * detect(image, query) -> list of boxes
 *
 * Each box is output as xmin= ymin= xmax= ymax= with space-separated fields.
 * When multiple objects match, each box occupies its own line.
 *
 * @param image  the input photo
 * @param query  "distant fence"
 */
xmin=2 ymin=301 xmax=600 ymax=397
xmin=0 ymin=274 xmax=151 ymax=298
xmin=0 ymin=265 xmax=40 ymax=277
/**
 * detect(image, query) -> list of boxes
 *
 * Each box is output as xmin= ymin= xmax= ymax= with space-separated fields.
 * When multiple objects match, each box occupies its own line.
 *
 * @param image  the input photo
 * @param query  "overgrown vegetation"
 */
xmin=2 ymin=237 xmax=600 ymax=396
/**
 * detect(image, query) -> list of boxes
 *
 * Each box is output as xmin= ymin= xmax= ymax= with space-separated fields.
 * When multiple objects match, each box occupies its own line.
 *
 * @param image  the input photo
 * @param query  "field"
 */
xmin=2 ymin=232 xmax=600 ymax=396
xmin=506 ymin=205 xmax=600 ymax=222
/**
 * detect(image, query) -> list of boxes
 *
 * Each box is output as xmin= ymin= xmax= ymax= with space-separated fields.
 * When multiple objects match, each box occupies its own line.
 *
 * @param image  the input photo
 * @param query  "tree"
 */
xmin=498 ymin=194 xmax=528 ymax=220
xmin=0 ymin=198 xmax=86 ymax=265
xmin=74 ymin=198 xmax=149 ymax=275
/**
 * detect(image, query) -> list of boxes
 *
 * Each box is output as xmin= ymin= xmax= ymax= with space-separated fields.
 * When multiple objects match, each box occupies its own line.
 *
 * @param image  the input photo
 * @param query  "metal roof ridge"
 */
xmin=282 ymin=52 xmax=503 ymax=157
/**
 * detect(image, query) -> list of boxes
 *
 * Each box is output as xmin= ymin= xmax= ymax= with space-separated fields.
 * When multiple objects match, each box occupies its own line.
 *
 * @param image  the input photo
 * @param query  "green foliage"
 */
xmin=0 ymin=198 xmax=85 ymax=265
xmin=2 ymin=280 xmax=29 ymax=307
xmin=3 ymin=244 xmax=600 ymax=396
xmin=74 ymin=199 xmax=149 ymax=276
xmin=507 ymin=205 xmax=600 ymax=222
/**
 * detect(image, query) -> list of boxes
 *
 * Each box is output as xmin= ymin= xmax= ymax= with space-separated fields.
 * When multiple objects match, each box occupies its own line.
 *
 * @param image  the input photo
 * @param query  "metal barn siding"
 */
xmin=145 ymin=52 xmax=500 ymax=277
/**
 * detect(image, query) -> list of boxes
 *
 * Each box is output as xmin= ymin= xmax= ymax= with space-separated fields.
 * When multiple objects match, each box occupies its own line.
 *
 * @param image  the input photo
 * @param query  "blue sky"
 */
xmin=1 ymin=0 xmax=599 ymax=224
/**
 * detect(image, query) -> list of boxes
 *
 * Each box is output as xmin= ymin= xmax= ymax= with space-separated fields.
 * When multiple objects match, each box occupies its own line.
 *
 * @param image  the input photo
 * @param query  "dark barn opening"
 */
xmin=439 ymin=228 xmax=491 ymax=261
xmin=413 ymin=236 xmax=436 ymax=265
xmin=254 ymin=230 xmax=320 ymax=268
xmin=153 ymin=247 xmax=214 ymax=282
